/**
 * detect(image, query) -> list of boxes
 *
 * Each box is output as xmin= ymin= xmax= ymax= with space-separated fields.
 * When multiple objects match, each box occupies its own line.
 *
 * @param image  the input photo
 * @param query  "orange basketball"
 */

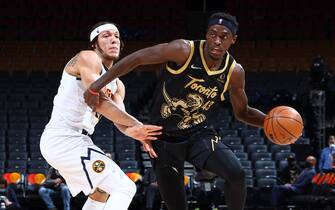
xmin=264 ymin=106 xmax=304 ymax=145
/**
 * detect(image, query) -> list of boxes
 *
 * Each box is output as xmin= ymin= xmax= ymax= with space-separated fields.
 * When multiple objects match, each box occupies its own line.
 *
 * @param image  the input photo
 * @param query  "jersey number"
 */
xmin=202 ymin=100 xmax=214 ymax=111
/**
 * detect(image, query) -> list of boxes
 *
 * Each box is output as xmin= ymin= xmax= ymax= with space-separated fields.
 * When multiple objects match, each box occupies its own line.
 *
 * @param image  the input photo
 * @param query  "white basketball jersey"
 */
xmin=46 ymin=65 xmax=117 ymax=134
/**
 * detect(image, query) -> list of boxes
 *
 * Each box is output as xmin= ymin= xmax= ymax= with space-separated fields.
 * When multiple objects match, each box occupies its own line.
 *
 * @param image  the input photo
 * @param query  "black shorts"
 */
xmin=151 ymin=126 xmax=230 ymax=170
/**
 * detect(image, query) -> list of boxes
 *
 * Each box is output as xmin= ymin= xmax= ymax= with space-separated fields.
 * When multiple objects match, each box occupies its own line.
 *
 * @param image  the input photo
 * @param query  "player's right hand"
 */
xmin=84 ymin=88 xmax=100 ymax=110
xmin=124 ymin=124 xmax=162 ymax=141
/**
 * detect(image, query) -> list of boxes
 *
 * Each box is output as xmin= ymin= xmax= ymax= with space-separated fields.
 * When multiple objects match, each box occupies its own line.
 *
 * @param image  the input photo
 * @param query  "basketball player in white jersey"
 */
xmin=40 ymin=22 xmax=162 ymax=210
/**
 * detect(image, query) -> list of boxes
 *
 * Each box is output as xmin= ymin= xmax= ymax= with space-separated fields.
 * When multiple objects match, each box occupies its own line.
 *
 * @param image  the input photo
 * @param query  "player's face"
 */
xmin=96 ymin=29 xmax=121 ymax=60
xmin=329 ymin=137 xmax=335 ymax=145
xmin=205 ymin=25 xmax=237 ymax=60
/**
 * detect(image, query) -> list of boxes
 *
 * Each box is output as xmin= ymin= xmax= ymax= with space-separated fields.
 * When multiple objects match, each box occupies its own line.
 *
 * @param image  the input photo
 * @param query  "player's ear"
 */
xmin=231 ymin=35 xmax=237 ymax=45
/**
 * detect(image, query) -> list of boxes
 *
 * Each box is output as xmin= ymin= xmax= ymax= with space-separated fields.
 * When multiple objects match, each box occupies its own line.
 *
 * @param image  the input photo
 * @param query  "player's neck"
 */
xmin=102 ymin=59 xmax=114 ymax=70
xmin=94 ymin=49 xmax=114 ymax=70
xmin=203 ymin=51 xmax=223 ymax=70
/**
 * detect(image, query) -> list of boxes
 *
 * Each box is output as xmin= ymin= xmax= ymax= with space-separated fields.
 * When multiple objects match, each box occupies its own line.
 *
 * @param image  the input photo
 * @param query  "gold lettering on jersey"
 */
xmin=185 ymin=75 xmax=218 ymax=99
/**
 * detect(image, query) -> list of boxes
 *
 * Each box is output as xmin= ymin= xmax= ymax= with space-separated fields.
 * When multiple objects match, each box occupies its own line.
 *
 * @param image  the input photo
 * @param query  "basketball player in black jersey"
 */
xmin=84 ymin=12 xmax=266 ymax=210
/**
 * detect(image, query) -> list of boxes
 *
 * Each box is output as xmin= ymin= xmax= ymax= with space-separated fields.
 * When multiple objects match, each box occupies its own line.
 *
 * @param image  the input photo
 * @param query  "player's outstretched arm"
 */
xmin=84 ymin=39 xmax=191 ymax=108
xmin=74 ymin=51 xmax=160 ymax=135
xmin=229 ymin=64 xmax=266 ymax=127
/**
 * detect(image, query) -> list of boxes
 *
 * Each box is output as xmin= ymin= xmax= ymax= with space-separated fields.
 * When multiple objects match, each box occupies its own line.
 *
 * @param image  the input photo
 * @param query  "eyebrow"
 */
xmin=101 ymin=31 xmax=119 ymax=36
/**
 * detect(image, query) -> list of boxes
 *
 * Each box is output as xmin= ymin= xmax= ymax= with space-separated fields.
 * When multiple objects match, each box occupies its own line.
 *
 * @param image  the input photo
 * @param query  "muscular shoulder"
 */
xmin=229 ymin=62 xmax=245 ymax=89
xmin=168 ymin=39 xmax=191 ymax=50
xmin=77 ymin=50 xmax=101 ymax=65
xmin=67 ymin=50 xmax=101 ymax=69
xmin=66 ymin=50 xmax=102 ymax=78
xmin=233 ymin=63 xmax=245 ymax=75
xmin=165 ymin=39 xmax=192 ymax=65
xmin=231 ymin=63 xmax=245 ymax=80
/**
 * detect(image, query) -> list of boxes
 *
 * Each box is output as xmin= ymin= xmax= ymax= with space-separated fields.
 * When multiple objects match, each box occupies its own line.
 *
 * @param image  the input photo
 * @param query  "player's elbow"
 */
xmin=234 ymin=109 xmax=248 ymax=122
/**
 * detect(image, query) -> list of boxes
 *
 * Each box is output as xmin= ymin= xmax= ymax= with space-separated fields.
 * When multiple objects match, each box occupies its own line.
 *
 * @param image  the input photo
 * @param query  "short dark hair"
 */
xmin=88 ymin=21 xmax=124 ymax=50
xmin=208 ymin=12 xmax=239 ymax=34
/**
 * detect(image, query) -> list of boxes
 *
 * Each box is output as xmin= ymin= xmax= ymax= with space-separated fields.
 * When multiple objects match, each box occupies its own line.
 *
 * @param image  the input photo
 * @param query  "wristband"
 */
xmin=88 ymin=88 xmax=99 ymax=96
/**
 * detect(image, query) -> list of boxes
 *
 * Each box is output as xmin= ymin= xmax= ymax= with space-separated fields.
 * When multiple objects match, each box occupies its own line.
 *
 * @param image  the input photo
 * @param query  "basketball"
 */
xmin=264 ymin=106 xmax=304 ymax=145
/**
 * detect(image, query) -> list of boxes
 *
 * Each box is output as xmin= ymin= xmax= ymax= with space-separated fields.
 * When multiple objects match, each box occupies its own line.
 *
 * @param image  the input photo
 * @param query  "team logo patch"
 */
xmin=217 ymin=73 xmax=226 ymax=83
xmin=92 ymin=160 xmax=105 ymax=173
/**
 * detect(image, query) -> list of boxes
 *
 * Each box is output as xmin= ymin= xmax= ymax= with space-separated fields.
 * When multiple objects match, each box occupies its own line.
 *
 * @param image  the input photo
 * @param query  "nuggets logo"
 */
xmin=92 ymin=160 xmax=105 ymax=173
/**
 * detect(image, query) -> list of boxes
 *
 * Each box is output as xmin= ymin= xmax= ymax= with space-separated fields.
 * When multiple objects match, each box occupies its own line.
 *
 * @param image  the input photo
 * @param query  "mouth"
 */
xmin=210 ymin=48 xmax=223 ymax=56
xmin=108 ymin=47 xmax=119 ymax=53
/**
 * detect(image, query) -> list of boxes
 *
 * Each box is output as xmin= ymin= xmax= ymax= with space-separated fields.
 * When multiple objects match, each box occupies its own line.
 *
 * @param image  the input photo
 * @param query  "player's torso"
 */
xmin=150 ymin=40 xmax=236 ymax=134
xmin=47 ymin=64 xmax=117 ymax=134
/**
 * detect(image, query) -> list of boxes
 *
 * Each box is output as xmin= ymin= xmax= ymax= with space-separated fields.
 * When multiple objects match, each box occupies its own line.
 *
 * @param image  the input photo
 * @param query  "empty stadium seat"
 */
xmin=245 ymin=178 xmax=254 ymax=188
xmin=269 ymin=144 xmax=291 ymax=153
xmin=223 ymin=137 xmax=242 ymax=145
xmin=8 ymin=152 xmax=27 ymax=160
xmin=219 ymin=129 xmax=238 ymax=137
xmin=117 ymin=152 xmax=136 ymax=161
xmin=251 ymin=152 xmax=272 ymax=161
xmin=27 ymin=159 xmax=49 ymax=173
xmin=244 ymin=136 xmax=264 ymax=146
xmin=6 ymin=160 xmax=27 ymax=173
xmin=274 ymin=152 xmax=296 ymax=162
xmin=247 ymin=145 xmax=268 ymax=153
xmin=0 ymin=153 xmax=6 ymax=161
xmin=244 ymin=169 xmax=253 ymax=178
xmin=8 ymin=136 xmax=26 ymax=144
xmin=254 ymin=160 xmax=276 ymax=170
xmin=255 ymin=169 xmax=277 ymax=179
xmin=240 ymin=160 xmax=252 ymax=169
xmin=230 ymin=121 xmax=247 ymax=130
xmin=98 ymin=144 xmax=114 ymax=153
xmin=8 ymin=144 xmax=27 ymax=152
xmin=240 ymin=129 xmax=261 ymax=138
xmin=93 ymin=136 xmax=114 ymax=145
xmin=115 ymin=143 xmax=137 ymax=153
xmin=30 ymin=152 xmax=44 ymax=161
xmin=256 ymin=178 xmax=277 ymax=188
xmin=235 ymin=152 xmax=248 ymax=161
xmin=119 ymin=160 xmax=139 ymax=173
xmin=229 ymin=144 xmax=244 ymax=153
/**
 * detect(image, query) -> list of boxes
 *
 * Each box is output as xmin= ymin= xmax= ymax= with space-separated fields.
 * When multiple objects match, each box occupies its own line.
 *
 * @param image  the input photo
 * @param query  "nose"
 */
xmin=110 ymin=34 xmax=119 ymax=44
xmin=214 ymin=36 xmax=222 ymax=46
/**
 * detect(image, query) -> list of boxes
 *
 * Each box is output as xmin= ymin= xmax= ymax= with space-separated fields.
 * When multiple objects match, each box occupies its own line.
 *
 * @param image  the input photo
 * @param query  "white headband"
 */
xmin=89 ymin=23 xmax=119 ymax=42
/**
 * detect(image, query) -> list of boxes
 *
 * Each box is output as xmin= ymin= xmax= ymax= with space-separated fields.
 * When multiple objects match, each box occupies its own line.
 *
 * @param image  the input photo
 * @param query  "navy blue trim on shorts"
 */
xmin=80 ymin=147 xmax=107 ymax=190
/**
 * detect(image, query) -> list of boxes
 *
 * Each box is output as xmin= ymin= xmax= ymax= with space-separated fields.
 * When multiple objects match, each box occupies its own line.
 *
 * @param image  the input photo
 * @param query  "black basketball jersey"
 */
xmin=149 ymin=40 xmax=236 ymax=136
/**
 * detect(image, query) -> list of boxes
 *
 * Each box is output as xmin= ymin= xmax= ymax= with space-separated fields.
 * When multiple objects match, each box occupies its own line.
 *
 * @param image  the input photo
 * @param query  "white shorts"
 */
xmin=40 ymin=128 xmax=132 ymax=196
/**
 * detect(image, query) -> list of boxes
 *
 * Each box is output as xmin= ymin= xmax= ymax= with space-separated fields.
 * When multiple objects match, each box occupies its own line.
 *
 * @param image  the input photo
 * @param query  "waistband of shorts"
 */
xmin=44 ymin=126 xmax=92 ymax=137
xmin=163 ymin=123 xmax=209 ymax=138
